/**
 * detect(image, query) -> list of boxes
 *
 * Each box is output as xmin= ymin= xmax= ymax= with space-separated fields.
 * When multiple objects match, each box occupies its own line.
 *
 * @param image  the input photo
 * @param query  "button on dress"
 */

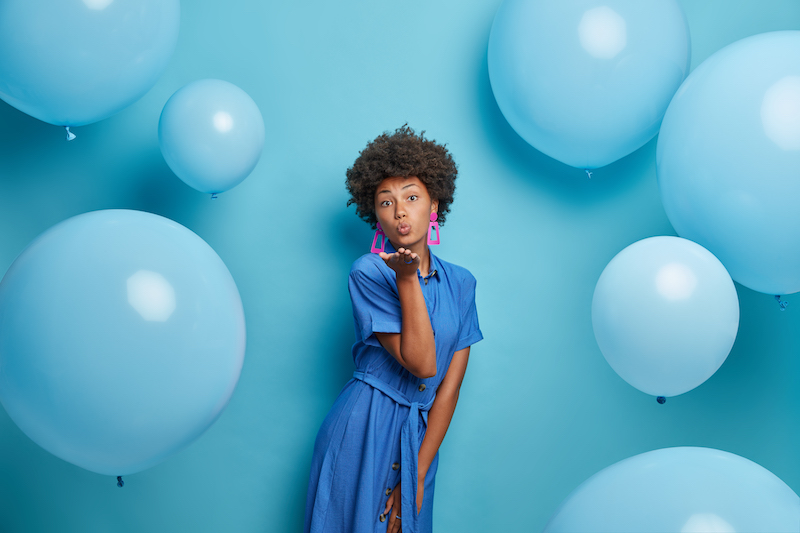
xmin=304 ymin=242 xmax=483 ymax=533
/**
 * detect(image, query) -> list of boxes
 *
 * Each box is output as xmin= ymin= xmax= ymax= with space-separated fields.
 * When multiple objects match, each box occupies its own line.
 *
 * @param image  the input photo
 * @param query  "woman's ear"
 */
xmin=431 ymin=200 xmax=439 ymax=214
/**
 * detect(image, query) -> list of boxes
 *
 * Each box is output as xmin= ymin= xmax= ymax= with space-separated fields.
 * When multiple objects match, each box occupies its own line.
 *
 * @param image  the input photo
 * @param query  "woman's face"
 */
xmin=374 ymin=176 xmax=438 ymax=250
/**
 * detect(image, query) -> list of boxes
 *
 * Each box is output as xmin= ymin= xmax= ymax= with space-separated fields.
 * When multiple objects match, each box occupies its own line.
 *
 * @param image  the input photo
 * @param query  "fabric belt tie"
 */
xmin=352 ymin=371 xmax=435 ymax=533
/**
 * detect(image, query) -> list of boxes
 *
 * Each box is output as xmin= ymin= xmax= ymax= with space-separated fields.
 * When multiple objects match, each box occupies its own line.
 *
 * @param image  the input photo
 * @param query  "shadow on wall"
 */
xmin=0 ymin=101 xmax=58 ymax=156
xmin=0 ymin=100 xmax=152 ymax=172
xmin=0 ymin=99 xmax=204 ymax=226
xmin=117 ymin=147 xmax=208 ymax=226
xmin=474 ymin=42 xmax=656 ymax=206
xmin=285 ymin=202 xmax=375 ymax=530
xmin=322 ymin=201 xmax=374 ymax=394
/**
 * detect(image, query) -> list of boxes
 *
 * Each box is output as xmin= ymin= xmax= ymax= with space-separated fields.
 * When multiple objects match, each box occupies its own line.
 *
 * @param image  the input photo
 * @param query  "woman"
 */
xmin=304 ymin=125 xmax=482 ymax=533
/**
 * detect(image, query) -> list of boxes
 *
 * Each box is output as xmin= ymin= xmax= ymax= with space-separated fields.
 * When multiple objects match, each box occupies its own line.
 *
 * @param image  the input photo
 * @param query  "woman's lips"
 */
xmin=398 ymin=223 xmax=411 ymax=235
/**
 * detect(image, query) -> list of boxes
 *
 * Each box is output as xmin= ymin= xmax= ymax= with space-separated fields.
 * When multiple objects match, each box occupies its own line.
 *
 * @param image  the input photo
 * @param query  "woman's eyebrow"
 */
xmin=377 ymin=183 xmax=419 ymax=195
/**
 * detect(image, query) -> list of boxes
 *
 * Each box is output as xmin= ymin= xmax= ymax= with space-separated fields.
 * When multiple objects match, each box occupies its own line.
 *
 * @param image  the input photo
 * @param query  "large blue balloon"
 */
xmin=159 ymin=79 xmax=265 ymax=195
xmin=592 ymin=237 xmax=739 ymax=398
xmin=545 ymin=447 xmax=800 ymax=533
xmin=0 ymin=210 xmax=245 ymax=476
xmin=657 ymin=31 xmax=800 ymax=295
xmin=488 ymin=0 xmax=690 ymax=168
xmin=0 ymin=0 xmax=179 ymax=128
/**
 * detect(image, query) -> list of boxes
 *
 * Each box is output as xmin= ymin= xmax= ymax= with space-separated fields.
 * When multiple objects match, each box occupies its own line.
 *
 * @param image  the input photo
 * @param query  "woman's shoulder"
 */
xmin=349 ymin=253 xmax=388 ymax=279
xmin=348 ymin=254 xmax=398 ymax=298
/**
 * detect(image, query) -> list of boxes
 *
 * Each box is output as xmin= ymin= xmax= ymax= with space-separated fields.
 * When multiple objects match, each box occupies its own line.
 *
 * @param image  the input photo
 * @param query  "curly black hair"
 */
xmin=346 ymin=125 xmax=458 ymax=228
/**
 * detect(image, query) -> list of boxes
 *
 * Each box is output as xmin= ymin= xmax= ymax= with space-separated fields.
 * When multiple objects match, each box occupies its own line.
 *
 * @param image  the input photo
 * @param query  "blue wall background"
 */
xmin=1 ymin=1 xmax=799 ymax=531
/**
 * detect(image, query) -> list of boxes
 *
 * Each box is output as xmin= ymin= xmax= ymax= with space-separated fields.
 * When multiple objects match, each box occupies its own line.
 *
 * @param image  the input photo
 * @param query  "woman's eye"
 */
xmin=408 ymin=195 xmax=418 ymax=201
xmin=380 ymin=200 xmax=392 ymax=207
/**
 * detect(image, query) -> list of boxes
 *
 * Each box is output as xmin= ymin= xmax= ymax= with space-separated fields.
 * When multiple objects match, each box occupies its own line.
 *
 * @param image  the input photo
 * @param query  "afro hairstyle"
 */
xmin=346 ymin=125 xmax=458 ymax=228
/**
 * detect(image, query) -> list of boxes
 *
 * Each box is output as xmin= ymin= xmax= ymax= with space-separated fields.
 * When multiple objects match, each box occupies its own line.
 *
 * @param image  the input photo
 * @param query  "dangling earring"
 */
xmin=371 ymin=222 xmax=386 ymax=253
xmin=427 ymin=212 xmax=440 ymax=245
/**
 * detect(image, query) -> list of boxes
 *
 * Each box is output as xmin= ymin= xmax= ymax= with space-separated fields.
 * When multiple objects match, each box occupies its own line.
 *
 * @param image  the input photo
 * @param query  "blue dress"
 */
xmin=304 ymin=241 xmax=483 ymax=533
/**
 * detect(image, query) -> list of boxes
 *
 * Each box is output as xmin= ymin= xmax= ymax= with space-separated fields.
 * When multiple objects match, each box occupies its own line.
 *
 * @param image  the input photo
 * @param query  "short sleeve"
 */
xmin=348 ymin=262 xmax=401 ymax=348
xmin=455 ymin=275 xmax=483 ymax=351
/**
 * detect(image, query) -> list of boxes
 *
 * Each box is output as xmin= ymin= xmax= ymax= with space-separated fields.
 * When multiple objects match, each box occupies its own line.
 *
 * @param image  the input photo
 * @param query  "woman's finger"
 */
xmin=383 ymin=491 xmax=393 ymax=515
xmin=385 ymin=503 xmax=398 ymax=533
xmin=384 ymin=252 xmax=399 ymax=266
xmin=385 ymin=482 xmax=401 ymax=532
xmin=389 ymin=509 xmax=402 ymax=533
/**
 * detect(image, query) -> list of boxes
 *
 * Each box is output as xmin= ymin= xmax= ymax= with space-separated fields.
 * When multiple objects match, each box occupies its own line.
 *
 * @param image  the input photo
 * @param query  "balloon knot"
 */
xmin=657 ymin=396 xmax=666 ymax=404
xmin=775 ymin=295 xmax=788 ymax=311
xmin=65 ymin=127 xmax=76 ymax=141
xmin=117 ymin=476 xmax=124 ymax=488
xmin=211 ymin=193 xmax=218 ymax=200
xmin=585 ymin=169 xmax=593 ymax=179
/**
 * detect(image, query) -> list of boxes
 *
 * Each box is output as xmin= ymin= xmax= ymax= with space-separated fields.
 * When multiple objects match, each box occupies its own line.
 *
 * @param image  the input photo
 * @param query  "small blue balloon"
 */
xmin=0 ymin=210 xmax=246 ymax=476
xmin=0 ymin=0 xmax=179 ymax=129
xmin=488 ymin=0 xmax=690 ymax=168
xmin=658 ymin=31 xmax=800 ymax=295
xmin=592 ymin=237 xmax=739 ymax=398
xmin=545 ymin=447 xmax=800 ymax=533
xmin=159 ymin=79 xmax=266 ymax=195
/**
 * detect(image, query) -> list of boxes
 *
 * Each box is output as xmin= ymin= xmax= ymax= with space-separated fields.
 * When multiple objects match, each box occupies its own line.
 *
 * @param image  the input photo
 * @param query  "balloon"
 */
xmin=657 ymin=31 xmax=800 ymax=295
xmin=592 ymin=237 xmax=739 ymax=398
xmin=0 ymin=210 xmax=246 ymax=476
xmin=544 ymin=447 xmax=800 ymax=533
xmin=488 ymin=0 xmax=690 ymax=169
xmin=159 ymin=79 xmax=265 ymax=195
xmin=0 ymin=0 xmax=179 ymax=130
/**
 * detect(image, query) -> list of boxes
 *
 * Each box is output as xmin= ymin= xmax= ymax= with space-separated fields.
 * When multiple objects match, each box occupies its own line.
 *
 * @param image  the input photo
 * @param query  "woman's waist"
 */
xmin=352 ymin=369 xmax=435 ymax=411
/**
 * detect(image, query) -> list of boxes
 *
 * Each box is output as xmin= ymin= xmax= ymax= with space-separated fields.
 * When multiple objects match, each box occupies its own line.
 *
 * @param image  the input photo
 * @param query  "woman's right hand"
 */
xmin=384 ymin=481 xmax=402 ymax=533
xmin=379 ymin=248 xmax=419 ymax=279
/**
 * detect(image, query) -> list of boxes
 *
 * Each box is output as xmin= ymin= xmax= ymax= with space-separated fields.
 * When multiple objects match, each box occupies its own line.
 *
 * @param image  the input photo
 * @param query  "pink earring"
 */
xmin=427 ymin=212 xmax=440 ymax=245
xmin=370 ymin=222 xmax=386 ymax=253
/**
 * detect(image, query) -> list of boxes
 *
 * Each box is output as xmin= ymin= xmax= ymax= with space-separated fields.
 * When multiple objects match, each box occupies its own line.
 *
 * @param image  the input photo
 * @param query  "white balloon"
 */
xmin=592 ymin=237 xmax=739 ymax=398
xmin=545 ymin=447 xmax=800 ymax=533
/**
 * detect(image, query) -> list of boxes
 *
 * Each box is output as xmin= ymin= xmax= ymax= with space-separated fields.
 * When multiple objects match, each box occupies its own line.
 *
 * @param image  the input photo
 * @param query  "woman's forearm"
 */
xmin=417 ymin=387 xmax=459 ymax=478
xmin=396 ymin=275 xmax=436 ymax=377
